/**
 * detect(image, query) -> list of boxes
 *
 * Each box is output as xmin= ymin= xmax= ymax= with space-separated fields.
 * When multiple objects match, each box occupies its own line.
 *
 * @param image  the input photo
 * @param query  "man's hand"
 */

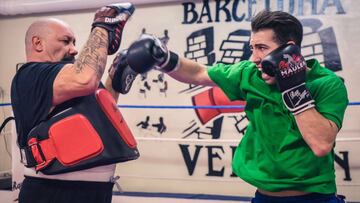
xmin=126 ymin=34 xmax=179 ymax=73
xmin=109 ymin=49 xmax=138 ymax=94
xmin=92 ymin=3 xmax=135 ymax=55
xmin=261 ymin=44 xmax=315 ymax=115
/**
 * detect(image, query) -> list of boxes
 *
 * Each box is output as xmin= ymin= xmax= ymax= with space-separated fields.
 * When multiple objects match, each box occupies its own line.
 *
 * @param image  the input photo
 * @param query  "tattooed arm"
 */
xmin=53 ymin=28 xmax=109 ymax=105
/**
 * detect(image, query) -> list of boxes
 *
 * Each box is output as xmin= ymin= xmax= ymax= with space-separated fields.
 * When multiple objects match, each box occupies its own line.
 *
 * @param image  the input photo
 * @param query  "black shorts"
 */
xmin=251 ymin=190 xmax=346 ymax=203
xmin=19 ymin=176 xmax=114 ymax=203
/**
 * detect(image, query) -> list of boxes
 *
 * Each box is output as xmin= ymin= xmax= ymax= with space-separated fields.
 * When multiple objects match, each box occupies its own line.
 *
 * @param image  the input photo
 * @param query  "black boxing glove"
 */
xmin=126 ymin=34 xmax=179 ymax=74
xmin=109 ymin=49 xmax=138 ymax=94
xmin=261 ymin=44 xmax=315 ymax=115
xmin=92 ymin=3 xmax=135 ymax=55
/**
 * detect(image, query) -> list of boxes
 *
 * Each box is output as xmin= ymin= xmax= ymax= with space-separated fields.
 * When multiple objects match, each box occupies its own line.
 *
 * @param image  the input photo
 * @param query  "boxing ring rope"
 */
xmin=1 ymin=129 xmax=360 ymax=143
xmin=135 ymin=137 xmax=360 ymax=143
xmin=1 ymin=129 xmax=359 ymax=143
xmin=1 ymin=101 xmax=360 ymax=108
xmin=117 ymin=101 xmax=360 ymax=109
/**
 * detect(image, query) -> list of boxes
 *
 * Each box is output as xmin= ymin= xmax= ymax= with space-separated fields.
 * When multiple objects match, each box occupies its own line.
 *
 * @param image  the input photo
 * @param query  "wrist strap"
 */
xmin=158 ymin=51 xmax=179 ymax=73
xmin=282 ymin=83 xmax=315 ymax=115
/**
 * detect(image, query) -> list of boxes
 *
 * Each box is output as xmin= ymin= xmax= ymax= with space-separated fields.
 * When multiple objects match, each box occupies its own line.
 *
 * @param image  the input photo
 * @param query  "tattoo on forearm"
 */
xmin=74 ymin=29 xmax=108 ymax=79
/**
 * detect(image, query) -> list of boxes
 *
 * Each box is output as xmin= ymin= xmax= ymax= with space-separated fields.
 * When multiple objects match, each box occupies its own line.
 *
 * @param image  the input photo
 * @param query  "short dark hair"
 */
xmin=251 ymin=10 xmax=303 ymax=46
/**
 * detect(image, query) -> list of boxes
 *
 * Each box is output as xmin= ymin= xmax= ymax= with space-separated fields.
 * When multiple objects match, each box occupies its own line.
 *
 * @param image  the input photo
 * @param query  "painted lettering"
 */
xmin=182 ymin=0 xmax=346 ymax=24
xmin=206 ymin=146 xmax=225 ymax=176
xmin=179 ymin=144 xmax=203 ymax=175
xmin=182 ymin=2 xmax=198 ymax=24
xmin=319 ymin=0 xmax=345 ymax=14
xmin=179 ymin=144 xmax=352 ymax=181
xmin=335 ymin=151 xmax=351 ymax=181
xmin=215 ymin=0 xmax=232 ymax=22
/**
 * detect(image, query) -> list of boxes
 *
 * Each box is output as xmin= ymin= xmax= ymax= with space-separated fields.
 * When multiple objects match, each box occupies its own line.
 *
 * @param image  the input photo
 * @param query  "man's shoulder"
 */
xmin=207 ymin=60 xmax=256 ymax=71
xmin=307 ymin=59 xmax=341 ymax=79
xmin=306 ymin=59 xmax=346 ymax=97
xmin=18 ymin=62 xmax=64 ymax=71
xmin=12 ymin=61 xmax=66 ymax=92
xmin=14 ymin=62 xmax=66 ymax=81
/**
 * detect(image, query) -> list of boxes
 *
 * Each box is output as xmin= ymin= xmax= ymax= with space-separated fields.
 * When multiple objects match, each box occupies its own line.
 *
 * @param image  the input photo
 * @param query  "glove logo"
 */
xmin=124 ymin=74 xmax=136 ymax=92
xmin=104 ymin=14 xmax=128 ymax=24
xmin=289 ymin=89 xmax=310 ymax=106
xmin=279 ymin=53 xmax=306 ymax=78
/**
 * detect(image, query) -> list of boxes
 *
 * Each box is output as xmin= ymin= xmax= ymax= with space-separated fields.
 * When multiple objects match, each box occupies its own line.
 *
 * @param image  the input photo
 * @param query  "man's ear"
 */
xmin=32 ymin=36 xmax=43 ymax=52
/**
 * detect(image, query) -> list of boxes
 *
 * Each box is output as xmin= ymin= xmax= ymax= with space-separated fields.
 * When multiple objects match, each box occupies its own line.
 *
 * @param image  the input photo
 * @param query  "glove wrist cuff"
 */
xmin=292 ymin=104 xmax=315 ymax=115
xmin=157 ymin=51 xmax=180 ymax=73
xmin=282 ymin=83 xmax=315 ymax=115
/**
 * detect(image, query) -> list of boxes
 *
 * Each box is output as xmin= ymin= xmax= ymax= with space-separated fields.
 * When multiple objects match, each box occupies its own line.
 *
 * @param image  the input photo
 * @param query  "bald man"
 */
xmin=11 ymin=3 xmax=137 ymax=203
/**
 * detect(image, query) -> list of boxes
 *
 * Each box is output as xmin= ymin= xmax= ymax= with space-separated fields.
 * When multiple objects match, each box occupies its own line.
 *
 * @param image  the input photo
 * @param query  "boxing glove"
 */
xmin=92 ymin=3 xmax=135 ymax=55
xmin=109 ymin=49 xmax=138 ymax=94
xmin=261 ymin=44 xmax=315 ymax=115
xmin=126 ymin=34 xmax=179 ymax=74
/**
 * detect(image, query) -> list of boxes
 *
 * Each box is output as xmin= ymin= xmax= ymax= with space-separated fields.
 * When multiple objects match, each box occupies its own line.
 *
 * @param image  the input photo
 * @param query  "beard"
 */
xmin=61 ymin=55 xmax=75 ymax=63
